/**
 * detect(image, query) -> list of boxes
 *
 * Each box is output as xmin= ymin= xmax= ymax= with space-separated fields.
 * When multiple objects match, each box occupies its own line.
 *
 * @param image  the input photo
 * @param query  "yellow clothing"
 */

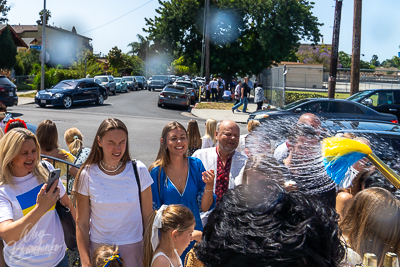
xmin=54 ymin=149 xmax=75 ymax=177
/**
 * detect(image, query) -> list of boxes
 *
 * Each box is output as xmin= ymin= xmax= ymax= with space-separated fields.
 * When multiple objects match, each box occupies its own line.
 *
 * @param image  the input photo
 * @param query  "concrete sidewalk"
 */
xmin=16 ymin=90 xmax=36 ymax=105
xmin=191 ymin=102 xmax=257 ymax=124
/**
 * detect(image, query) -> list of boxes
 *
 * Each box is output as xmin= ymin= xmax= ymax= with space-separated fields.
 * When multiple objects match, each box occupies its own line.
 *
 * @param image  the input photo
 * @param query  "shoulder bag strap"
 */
xmin=132 ymin=159 xmax=142 ymax=216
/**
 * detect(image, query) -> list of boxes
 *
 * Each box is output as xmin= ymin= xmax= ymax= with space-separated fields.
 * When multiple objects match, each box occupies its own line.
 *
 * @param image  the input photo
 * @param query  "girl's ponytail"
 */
xmin=143 ymin=210 xmax=158 ymax=267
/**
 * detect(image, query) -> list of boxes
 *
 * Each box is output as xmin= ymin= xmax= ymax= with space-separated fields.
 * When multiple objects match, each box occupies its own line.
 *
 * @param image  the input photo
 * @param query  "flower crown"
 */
xmin=5 ymin=118 xmax=27 ymax=133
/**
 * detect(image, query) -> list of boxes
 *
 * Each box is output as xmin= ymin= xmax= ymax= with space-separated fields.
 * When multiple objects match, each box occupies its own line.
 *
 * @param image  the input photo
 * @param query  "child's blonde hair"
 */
xmin=91 ymin=244 xmax=124 ymax=267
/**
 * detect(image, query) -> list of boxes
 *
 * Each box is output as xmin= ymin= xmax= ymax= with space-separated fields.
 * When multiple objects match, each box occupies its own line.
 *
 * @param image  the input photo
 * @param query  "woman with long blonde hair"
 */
xmin=340 ymin=187 xmax=400 ymax=266
xmin=0 ymin=128 xmax=75 ymax=266
xmin=74 ymin=118 xmax=153 ymax=267
xmin=143 ymin=205 xmax=195 ymax=267
xmin=201 ymin=119 xmax=217 ymax=149
xmin=149 ymin=121 xmax=215 ymax=262
xmin=187 ymin=120 xmax=202 ymax=157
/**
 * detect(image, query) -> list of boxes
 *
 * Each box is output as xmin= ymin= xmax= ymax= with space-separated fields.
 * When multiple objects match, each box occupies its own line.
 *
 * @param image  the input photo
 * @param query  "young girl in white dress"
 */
xmin=143 ymin=205 xmax=196 ymax=267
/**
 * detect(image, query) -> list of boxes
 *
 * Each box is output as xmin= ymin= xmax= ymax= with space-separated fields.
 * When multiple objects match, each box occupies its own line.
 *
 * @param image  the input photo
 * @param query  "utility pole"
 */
xmin=205 ymin=0 xmax=210 ymax=80
xmin=327 ymin=0 xmax=343 ymax=99
xmin=40 ymin=0 xmax=46 ymax=91
xmin=200 ymin=0 xmax=207 ymax=77
xmin=350 ymin=0 xmax=362 ymax=95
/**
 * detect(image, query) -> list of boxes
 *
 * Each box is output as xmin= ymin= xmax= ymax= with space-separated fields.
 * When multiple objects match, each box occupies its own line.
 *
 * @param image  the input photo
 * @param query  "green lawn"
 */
xmin=18 ymin=92 xmax=36 ymax=98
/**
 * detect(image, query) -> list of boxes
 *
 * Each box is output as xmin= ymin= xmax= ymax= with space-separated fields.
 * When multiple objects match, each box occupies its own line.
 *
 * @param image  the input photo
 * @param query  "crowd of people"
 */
xmin=0 ymin=112 xmax=399 ymax=267
xmin=203 ymin=77 xmax=268 ymax=112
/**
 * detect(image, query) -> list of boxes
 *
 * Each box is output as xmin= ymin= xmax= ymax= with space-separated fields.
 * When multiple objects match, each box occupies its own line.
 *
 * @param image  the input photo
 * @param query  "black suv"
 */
xmin=35 ymin=78 xmax=108 ymax=108
xmin=0 ymin=76 xmax=18 ymax=106
xmin=134 ymin=76 xmax=147 ymax=90
xmin=348 ymin=89 xmax=400 ymax=122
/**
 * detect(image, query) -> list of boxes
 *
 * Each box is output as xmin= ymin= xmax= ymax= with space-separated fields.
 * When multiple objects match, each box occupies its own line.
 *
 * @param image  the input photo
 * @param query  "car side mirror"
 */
xmin=294 ymin=108 xmax=302 ymax=113
xmin=362 ymin=98 xmax=373 ymax=106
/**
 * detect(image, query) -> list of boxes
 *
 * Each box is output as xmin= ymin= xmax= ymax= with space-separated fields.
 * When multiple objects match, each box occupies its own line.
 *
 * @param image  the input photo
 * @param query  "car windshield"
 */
xmin=115 ymin=78 xmax=121 ymax=83
xmin=347 ymin=90 xmax=373 ymax=101
xmin=96 ymin=77 xmax=108 ymax=83
xmin=134 ymin=77 xmax=143 ymax=81
xmin=164 ymin=87 xmax=184 ymax=93
xmin=123 ymin=77 xmax=133 ymax=81
xmin=53 ymin=81 xmax=79 ymax=89
xmin=153 ymin=76 xmax=167 ymax=80
xmin=279 ymin=99 xmax=310 ymax=110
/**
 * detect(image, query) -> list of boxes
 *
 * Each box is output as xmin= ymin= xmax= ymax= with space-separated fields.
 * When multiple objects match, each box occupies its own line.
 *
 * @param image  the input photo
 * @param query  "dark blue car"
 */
xmin=35 ymin=78 xmax=108 ymax=108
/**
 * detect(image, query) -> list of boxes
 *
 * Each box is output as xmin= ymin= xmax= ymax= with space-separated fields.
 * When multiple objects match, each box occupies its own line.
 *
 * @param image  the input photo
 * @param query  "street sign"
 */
xmin=39 ymin=51 xmax=50 ymax=63
xmin=30 ymin=45 xmax=42 ymax=50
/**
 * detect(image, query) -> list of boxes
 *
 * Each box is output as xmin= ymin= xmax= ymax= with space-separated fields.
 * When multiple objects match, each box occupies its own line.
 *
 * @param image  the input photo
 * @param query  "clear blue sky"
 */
xmin=6 ymin=0 xmax=400 ymax=63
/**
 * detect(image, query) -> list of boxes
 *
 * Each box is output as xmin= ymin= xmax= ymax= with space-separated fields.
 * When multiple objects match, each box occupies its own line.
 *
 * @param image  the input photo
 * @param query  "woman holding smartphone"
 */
xmin=74 ymin=118 xmax=153 ymax=267
xmin=0 ymin=128 xmax=75 ymax=267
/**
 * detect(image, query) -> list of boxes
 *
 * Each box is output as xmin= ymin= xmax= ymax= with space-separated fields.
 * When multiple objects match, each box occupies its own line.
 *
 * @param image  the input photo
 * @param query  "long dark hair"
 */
xmin=73 ymin=118 xmax=131 ymax=200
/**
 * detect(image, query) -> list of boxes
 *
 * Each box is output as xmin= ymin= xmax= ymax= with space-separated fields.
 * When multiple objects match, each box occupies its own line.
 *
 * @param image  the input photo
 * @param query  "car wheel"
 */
xmin=63 ymin=96 xmax=73 ymax=108
xmin=148 ymin=87 xmax=151 ymax=91
xmin=158 ymin=101 xmax=162 ymax=107
xmin=113 ymin=89 xmax=116 ymax=95
xmin=96 ymin=94 xmax=104 ymax=105
xmin=38 ymin=104 xmax=46 ymax=108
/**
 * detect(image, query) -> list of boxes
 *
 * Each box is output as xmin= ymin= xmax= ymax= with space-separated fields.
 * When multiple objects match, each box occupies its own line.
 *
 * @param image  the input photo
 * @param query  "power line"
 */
xmin=81 ymin=0 xmax=154 ymax=34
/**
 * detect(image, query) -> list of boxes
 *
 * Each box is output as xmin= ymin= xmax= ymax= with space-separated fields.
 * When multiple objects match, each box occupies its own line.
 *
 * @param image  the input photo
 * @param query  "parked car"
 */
xmin=133 ymin=76 xmax=147 ymax=90
xmin=94 ymin=75 xmax=116 ymax=95
xmin=35 ymin=78 xmax=108 ymax=108
xmin=0 ymin=75 xmax=18 ymax=106
xmin=347 ymin=89 xmax=400 ymax=121
xmin=121 ymin=76 xmax=138 ymax=91
xmin=248 ymin=98 xmax=398 ymax=123
xmin=322 ymin=119 xmax=400 ymax=159
xmin=114 ymin=77 xmax=128 ymax=93
xmin=148 ymin=75 xmax=170 ymax=91
xmin=157 ymin=85 xmax=191 ymax=109
xmin=173 ymin=81 xmax=198 ymax=103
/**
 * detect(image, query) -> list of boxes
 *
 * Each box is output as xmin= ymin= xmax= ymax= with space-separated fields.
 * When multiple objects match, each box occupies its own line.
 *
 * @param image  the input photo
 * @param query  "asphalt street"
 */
xmin=8 ymin=89 xmax=248 ymax=167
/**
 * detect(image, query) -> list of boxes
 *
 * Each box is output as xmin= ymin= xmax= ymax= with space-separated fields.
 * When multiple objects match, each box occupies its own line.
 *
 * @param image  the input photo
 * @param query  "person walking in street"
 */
xmin=231 ymin=77 xmax=249 ymax=113
xmin=217 ymin=76 xmax=225 ymax=102
xmin=74 ymin=118 xmax=154 ymax=267
xmin=209 ymin=78 xmax=218 ymax=102
xmin=254 ymin=83 xmax=268 ymax=110
xmin=149 ymin=121 xmax=216 ymax=262
xmin=234 ymin=81 xmax=242 ymax=107
xmin=204 ymin=80 xmax=210 ymax=102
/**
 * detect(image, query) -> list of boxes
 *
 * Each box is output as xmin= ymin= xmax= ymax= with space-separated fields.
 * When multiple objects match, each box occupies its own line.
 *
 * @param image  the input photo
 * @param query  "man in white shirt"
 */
xmin=209 ymin=78 xmax=219 ymax=102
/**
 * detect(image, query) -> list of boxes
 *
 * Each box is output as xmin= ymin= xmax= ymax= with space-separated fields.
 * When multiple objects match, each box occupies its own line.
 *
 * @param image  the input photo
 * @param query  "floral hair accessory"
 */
xmin=5 ymin=118 xmax=27 ymax=133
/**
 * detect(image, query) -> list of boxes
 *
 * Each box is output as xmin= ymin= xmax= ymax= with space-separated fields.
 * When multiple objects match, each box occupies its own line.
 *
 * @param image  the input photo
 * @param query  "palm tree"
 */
xmin=127 ymin=34 xmax=149 ymax=61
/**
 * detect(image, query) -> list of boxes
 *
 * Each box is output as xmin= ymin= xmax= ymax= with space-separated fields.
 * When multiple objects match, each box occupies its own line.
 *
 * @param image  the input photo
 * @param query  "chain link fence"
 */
xmin=13 ymin=75 xmax=35 ymax=91
xmin=260 ymin=66 xmax=400 ymax=107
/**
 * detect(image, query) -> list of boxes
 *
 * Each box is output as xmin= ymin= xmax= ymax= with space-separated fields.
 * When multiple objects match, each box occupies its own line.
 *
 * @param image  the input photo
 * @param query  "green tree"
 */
xmin=144 ymin=0 xmax=322 ymax=80
xmin=70 ymin=50 xmax=104 ymax=77
xmin=123 ymin=54 xmax=145 ymax=76
xmin=127 ymin=34 xmax=149 ymax=61
xmin=370 ymin=55 xmax=380 ymax=67
xmin=0 ymin=26 xmax=16 ymax=70
xmin=171 ymin=56 xmax=197 ymax=75
xmin=338 ymin=51 xmax=351 ymax=69
xmin=107 ymin=46 xmax=124 ymax=76
xmin=39 ymin=9 xmax=51 ymax=24
xmin=15 ymin=48 xmax=40 ymax=75
xmin=0 ymin=0 xmax=10 ymax=23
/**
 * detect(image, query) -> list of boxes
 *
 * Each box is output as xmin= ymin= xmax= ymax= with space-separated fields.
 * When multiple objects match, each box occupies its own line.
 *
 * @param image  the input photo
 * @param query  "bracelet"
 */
xmin=204 ymin=188 xmax=214 ymax=193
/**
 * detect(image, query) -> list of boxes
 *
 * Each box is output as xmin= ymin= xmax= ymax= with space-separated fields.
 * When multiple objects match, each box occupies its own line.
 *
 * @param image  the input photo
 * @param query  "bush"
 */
xmin=285 ymin=91 xmax=325 ymax=104
xmin=32 ymin=68 xmax=81 ymax=90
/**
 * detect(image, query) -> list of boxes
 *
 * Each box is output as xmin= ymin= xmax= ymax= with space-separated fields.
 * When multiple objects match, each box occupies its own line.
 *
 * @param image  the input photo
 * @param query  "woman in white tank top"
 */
xmin=143 ymin=205 xmax=196 ymax=267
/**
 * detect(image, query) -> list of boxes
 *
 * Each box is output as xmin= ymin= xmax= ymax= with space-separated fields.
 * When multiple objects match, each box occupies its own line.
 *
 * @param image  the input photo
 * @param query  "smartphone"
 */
xmin=46 ymin=169 xmax=61 ymax=193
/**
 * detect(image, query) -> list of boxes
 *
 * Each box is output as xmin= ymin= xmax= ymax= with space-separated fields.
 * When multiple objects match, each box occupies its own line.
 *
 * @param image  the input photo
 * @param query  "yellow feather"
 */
xmin=322 ymin=137 xmax=372 ymax=158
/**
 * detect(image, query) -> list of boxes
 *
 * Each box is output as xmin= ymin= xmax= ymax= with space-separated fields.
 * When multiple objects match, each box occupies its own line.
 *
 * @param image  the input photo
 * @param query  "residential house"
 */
xmin=0 ymin=24 xmax=28 ymax=50
xmin=12 ymin=23 xmax=92 ymax=66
